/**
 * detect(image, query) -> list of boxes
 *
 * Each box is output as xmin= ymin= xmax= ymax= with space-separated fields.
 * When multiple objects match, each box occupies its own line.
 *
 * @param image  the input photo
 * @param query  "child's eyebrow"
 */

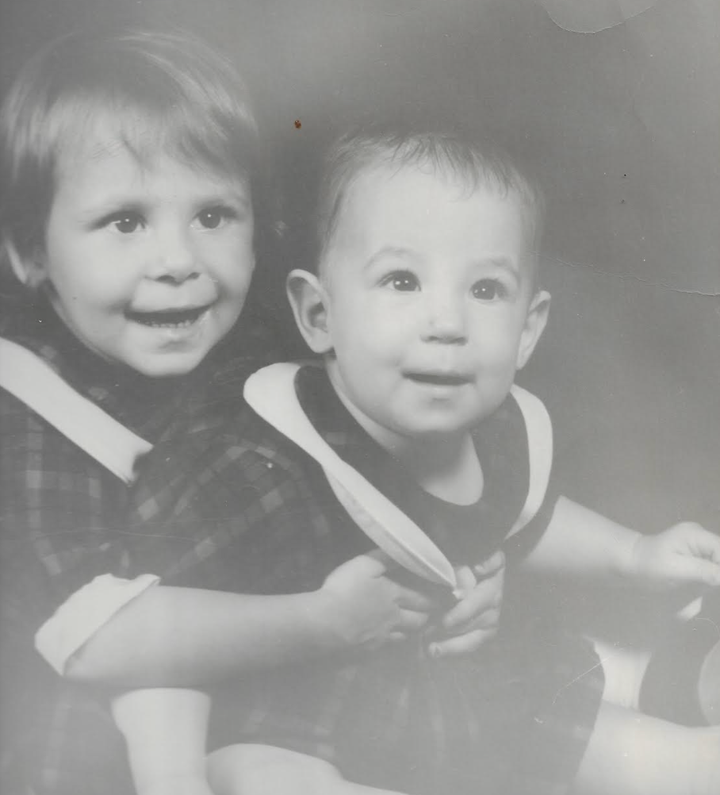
xmin=365 ymin=246 xmax=418 ymax=268
xmin=79 ymin=188 xmax=251 ymax=219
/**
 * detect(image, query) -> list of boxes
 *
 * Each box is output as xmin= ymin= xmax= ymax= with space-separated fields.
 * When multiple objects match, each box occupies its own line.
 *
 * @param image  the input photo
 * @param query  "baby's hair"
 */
xmin=314 ymin=125 xmax=545 ymax=279
xmin=0 ymin=28 xmax=274 ymax=276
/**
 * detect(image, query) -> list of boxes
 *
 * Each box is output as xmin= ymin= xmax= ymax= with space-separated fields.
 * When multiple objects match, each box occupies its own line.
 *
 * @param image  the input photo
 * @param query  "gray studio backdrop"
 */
xmin=1 ymin=0 xmax=718 ymax=541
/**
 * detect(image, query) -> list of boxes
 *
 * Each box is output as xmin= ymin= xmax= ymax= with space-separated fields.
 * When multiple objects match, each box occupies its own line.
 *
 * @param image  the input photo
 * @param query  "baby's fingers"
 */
xmin=473 ymin=550 xmax=505 ymax=579
xmin=428 ymin=626 xmax=499 ymax=658
xmin=443 ymin=575 xmax=503 ymax=631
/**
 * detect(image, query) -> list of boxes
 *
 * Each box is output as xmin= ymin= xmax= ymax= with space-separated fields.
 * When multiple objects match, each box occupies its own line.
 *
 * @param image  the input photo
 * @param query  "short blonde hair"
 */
xmin=0 ymin=28 xmax=271 ymax=275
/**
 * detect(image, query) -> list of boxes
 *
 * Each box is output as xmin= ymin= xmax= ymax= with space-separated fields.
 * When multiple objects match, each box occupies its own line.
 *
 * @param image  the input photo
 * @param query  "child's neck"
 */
xmin=330 ymin=382 xmax=484 ymax=505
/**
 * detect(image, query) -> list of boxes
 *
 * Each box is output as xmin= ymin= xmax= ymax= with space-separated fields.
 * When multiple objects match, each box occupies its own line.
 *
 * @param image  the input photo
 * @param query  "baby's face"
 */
xmin=35 ymin=134 xmax=255 ymax=376
xmin=321 ymin=163 xmax=548 ymax=446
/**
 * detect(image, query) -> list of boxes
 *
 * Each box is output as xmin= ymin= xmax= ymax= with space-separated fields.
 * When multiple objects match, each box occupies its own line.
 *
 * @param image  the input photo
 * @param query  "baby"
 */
xmin=121 ymin=127 xmax=720 ymax=795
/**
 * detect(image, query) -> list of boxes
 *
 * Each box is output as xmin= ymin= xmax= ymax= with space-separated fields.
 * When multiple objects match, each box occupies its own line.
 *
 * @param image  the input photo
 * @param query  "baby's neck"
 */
xmin=330 ymin=384 xmax=483 ymax=505
xmin=395 ymin=434 xmax=484 ymax=505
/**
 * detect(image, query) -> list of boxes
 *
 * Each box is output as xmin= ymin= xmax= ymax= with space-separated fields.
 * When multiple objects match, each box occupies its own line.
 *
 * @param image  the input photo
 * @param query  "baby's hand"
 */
xmin=319 ymin=551 xmax=434 ymax=650
xmin=630 ymin=522 xmax=720 ymax=598
xmin=426 ymin=550 xmax=505 ymax=658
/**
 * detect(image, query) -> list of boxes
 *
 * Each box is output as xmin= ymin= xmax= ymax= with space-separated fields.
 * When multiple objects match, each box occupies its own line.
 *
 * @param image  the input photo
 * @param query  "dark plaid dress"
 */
xmin=130 ymin=365 xmax=604 ymax=795
xmin=0 ymin=290 xmax=274 ymax=795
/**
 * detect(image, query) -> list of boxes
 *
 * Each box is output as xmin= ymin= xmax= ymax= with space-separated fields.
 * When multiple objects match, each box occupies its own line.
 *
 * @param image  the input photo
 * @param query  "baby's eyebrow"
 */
xmin=365 ymin=246 xmax=418 ymax=268
xmin=475 ymin=256 xmax=520 ymax=276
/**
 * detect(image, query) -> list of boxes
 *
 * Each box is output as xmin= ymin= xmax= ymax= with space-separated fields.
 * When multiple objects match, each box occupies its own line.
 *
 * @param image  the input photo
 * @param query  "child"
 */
xmin=119 ymin=127 xmax=720 ymax=795
xmin=0 ymin=34 xmax=471 ymax=795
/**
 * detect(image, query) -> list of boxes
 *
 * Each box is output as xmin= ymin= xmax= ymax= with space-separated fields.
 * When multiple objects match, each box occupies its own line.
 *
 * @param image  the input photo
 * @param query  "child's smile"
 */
xmin=34 ymin=137 xmax=255 ymax=377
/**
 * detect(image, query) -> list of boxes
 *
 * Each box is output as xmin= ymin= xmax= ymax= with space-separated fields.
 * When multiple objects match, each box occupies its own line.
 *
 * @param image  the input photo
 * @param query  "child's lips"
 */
xmin=125 ymin=304 xmax=212 ymax=328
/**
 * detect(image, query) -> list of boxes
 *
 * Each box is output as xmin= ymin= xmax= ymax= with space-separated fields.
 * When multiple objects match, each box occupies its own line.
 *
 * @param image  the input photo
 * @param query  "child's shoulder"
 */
xmin=133 ymin=393 xmax=323 ymax=521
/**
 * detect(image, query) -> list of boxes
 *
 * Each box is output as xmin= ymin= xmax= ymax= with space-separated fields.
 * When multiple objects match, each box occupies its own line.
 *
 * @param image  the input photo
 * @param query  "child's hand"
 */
xmin=629 ymin=522 xmax=720 ymax=597
xmin=426 ymin=550 xmax=505 ymax=658
xmin=319 ymin=551 xmax=434 ymax=650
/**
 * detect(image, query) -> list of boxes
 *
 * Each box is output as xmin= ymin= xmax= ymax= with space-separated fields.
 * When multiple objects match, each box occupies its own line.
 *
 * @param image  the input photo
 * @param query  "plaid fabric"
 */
xmin=0 ymin=292 xmax=253 ymax=795
xmin=130 ymin=366 xmax=604 ymax=795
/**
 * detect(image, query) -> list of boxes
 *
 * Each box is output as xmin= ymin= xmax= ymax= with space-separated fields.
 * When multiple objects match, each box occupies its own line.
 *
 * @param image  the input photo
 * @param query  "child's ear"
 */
xmin=286 ymin=269 xmax=334 ymax=354
xmin=516 ymin=289 xmax=551 ymax=370
xmin=4 ymin=240 xmax=47 ymax=290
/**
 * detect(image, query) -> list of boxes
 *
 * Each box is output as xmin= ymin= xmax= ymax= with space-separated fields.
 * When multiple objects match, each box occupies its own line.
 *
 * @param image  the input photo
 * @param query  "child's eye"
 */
xmin=471 ymin=279 xmax=506 ymax=301
xmin=382 ymin=271 xmax=420 ymax=292
xmin=102 ymin=212 xmax=145 ymax=234
xmin=195 ymin=206 xmax=238 ymax=230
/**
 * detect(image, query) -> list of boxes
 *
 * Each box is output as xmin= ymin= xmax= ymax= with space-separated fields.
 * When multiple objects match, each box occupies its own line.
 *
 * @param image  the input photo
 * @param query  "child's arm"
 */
xmin=519 ymin=495 xmax=720 ymax=594
xmin=65 ymin=552 xmax=433 ymax=685
xmin=113 ymin=688 xmax=213 ymax=795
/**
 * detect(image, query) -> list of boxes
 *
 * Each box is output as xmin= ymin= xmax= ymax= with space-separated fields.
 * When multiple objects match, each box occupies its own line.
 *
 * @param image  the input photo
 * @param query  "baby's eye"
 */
xmin=103 ymin=212 xmax=145 ymax=234
xmin=471 ymin=279 xmax=506 ymax=301
xmin=195 ymin=206 xmax=238 ymax=230
xmin=382 ymin=271 xmax=420 ymax=292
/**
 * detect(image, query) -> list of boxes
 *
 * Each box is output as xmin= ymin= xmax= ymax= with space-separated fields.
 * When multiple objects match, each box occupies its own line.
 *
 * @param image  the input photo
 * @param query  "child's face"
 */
xmin=316 ymin=164 xmax=549 ymax=446
xmin=32 ymin=139 xmax=255 ymax=377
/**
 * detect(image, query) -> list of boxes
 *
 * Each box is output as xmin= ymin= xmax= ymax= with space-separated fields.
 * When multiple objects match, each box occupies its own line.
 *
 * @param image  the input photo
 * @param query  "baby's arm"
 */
xmin=519 ymin=495 xmax=720 ymax=596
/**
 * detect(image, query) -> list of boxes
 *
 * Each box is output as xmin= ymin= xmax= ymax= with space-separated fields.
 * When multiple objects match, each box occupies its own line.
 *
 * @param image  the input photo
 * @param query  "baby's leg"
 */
xmin=208 ymin=745 xmax=404 ymax=795
xmin=572 ymin=702 xmax=720 ymax=795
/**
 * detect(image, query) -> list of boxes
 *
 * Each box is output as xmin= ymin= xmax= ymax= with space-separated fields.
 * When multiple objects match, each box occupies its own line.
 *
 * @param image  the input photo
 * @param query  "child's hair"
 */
xmin=312 ymin=125 xmax=545 ymax=280
xmin=0 ymin=28 xmax=274 ymax=278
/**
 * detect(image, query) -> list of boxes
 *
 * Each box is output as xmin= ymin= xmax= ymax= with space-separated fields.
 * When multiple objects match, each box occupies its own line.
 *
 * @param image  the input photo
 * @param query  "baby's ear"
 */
xmin=516 ymin=289 xmax=551 ymax=370
xmin=4 ymin=240 xmax=47 ymax=289
xmin=286 ymin=269 xmax=334 ymax=354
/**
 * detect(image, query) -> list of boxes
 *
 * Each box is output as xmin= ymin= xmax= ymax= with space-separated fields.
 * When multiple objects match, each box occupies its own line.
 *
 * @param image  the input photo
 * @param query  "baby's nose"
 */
xmin=423 ymin=292 xmax=468 ymax=343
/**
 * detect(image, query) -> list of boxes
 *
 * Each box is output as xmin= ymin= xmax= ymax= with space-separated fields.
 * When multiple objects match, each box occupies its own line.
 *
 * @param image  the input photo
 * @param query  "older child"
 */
xmin=0 ymin=35 xmax=463 ymax=795
xmin=121 ymin=128 xmax=720 ymax=795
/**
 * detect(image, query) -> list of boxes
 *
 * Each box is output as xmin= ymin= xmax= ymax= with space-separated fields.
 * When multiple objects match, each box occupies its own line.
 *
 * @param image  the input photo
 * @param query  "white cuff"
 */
xmin=35 ymin=573 xmax=160 ymax=674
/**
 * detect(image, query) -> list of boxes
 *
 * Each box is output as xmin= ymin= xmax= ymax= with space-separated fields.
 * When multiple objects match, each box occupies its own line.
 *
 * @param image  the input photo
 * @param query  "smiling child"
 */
xmin=0 ymin=34 xmax=447 ymax=795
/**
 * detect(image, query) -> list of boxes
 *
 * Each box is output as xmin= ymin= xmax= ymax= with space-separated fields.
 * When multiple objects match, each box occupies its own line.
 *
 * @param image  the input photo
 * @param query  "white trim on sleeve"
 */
xmin=35 ymin=573 xmax=160 ymax=675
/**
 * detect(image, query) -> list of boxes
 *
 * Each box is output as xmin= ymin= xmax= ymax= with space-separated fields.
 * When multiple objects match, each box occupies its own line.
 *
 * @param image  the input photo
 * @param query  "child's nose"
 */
xmin=150 ymin=225 xmax=199 ymax=283
xmin=422 ymin=292 xmax=468 ymax=344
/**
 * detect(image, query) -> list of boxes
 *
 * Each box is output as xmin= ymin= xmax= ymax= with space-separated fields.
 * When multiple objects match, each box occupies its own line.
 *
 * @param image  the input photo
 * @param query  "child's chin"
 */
xmin=127 ymin=351 xmax=206 ymax=378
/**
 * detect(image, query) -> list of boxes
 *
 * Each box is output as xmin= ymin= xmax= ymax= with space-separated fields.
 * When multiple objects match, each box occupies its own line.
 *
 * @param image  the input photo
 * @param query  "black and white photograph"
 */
xmin=1 ymin=1 xmax=719 ymax=793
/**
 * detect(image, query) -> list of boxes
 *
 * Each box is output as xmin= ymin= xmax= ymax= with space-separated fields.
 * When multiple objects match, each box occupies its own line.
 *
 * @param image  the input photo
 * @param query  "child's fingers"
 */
xmin=393 ymin=584 xmax=436 ymax=613
xmin=427 ymin=626 xmax=498 ymax=658
xmin=397 ymin=608 xmax=430 ymax=633
xmin=453 ymin=565 xmax=478 ymax=595
xmin=472 ymin=550 xmax=505 ymax=579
